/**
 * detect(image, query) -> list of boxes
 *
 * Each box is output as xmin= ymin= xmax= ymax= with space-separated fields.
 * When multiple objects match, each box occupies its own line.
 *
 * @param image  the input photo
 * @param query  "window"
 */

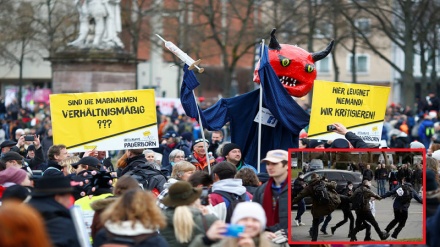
xmin=316 ymin=56 xmax=331 ymax=73
xmin=354 ymin=18 xmax=370 ymax=36
xmin=314 ymin=22 xmax=333 ymax=38
xmin=348 ymin=54 xmax=369 ymax=73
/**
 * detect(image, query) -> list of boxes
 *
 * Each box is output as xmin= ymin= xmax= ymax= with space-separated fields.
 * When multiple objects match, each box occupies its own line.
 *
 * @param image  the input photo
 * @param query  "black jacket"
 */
xmin=28 ymin=197 xmax=80 ymax=247
xmin=382 ymin=183 xmax=422 ymax=211
xmin=118 ymin=154 xmax=148 ymax=176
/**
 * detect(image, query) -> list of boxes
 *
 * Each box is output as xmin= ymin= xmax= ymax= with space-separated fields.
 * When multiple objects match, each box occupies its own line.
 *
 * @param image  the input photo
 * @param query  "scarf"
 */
xmin=262 ymin=178 xmax=286 ymax=227
xmin=193 ymin=152 xmax=208 ymax=170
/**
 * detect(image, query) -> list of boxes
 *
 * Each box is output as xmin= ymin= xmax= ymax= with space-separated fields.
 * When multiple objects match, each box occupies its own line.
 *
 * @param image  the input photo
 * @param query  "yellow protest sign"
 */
xmin=308 ymin=81 xmax=390 ymax=143
xmin=50 ymin=90 xmax=158 ymax=152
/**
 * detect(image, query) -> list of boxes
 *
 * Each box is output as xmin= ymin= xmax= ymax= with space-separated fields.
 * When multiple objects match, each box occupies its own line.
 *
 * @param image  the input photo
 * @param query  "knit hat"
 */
xmin=426 ymin=169 xmax=438 ymax=191
xmin=432 ymin=150 xmax=440 ymax=161
xmin=230 ymin=202 xmax=266 ymax=231
xmin=27 ymin=145 xmax=36 ymax=152
xmin=0 ymin=167 xmax=27 ymax=185
xmin=161 ymin=181 xmax=202 ymax=207
xmin=410 ymin=141 xmax=425 ymax=149
xmin=222 ymin=143 xmax=241 ymax=157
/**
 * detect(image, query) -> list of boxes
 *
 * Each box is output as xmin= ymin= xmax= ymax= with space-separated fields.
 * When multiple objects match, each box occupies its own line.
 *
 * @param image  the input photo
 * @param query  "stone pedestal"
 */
xmin=48 ymin=48 xmax=140 ymax=93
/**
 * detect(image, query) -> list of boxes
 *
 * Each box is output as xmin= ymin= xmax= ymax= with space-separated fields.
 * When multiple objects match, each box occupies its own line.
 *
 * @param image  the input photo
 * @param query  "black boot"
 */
xmin=380 ymin=231 xmax=390 ymax=240
xmin=330 ymin=226 xmax=336 ymax=235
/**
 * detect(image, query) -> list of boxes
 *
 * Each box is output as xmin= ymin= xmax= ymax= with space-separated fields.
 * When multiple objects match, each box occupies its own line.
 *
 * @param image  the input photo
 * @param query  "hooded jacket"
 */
xmin=210 ymin=179 xmax=252 ymax=206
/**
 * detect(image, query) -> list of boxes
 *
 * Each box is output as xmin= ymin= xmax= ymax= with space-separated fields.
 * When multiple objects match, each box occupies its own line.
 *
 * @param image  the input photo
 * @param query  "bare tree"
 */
xmin=348 ymin=0 xmax=432 ymax=106
xmin=0 ymin=2 xmax=38 ymax=106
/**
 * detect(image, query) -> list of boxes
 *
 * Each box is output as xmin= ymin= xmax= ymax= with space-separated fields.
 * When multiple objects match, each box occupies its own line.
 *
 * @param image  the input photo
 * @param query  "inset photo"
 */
xmin=288 ymin=148 xmax=425 ymax=245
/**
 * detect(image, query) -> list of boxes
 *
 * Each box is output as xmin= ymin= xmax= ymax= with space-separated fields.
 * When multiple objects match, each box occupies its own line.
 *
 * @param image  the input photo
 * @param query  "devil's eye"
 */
xmin=305 ymin=64 xmax=314 ymax=73
xmin=278 ymin=55 xmax=291 ymax=67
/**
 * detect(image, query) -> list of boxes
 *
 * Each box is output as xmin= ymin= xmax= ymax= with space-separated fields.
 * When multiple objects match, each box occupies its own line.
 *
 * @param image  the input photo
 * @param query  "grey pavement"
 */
xmin=290 ymin=193 xmax=424 ymax=243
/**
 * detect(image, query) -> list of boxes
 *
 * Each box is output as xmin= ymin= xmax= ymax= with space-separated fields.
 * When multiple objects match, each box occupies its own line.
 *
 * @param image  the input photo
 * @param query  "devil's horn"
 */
xmin=268 ymin=28 xmax=281 ymax=50
xmin=311 ymin=40 xmax=334 ymax=62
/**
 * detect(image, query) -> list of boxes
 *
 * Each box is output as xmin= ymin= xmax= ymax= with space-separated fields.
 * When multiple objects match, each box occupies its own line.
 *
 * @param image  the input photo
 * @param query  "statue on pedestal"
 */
xmin=68 ymin=0 xmax=124 ymax=49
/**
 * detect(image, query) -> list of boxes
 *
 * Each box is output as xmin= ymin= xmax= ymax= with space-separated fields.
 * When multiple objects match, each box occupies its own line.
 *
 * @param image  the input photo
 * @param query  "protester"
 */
xmin=44 ymin=144 xmax=69 ymax=177
xmin=0 ymin=201 xmax=52 ymax=247
xmin=292 ymin=173 xmax=339 ymax=241
xmin=221 ymin=142 xmax=257 ymax=173
xmin=210 ymin=161 xmax=252 ymax=222
xmin=331 ymin=181 xmax=354 ymax=237
xmin=160 ymin=181 xmax=218 ymax=247
xmin=208 ymin=130 xmax=223 ymax=158
xmin=157 ymin=131 xmax=192 ymax=176
xmin=350 ymin=180 xmax=389 ymax=241
xmin=93 ymin=189 xmax=168 ymax=247
xmin=381 ymin=176 xmax=422 ymax=240
xmin=28 ymin=176 xmax=81 ymax=247
xmin=191 ymin=138 xmax=215 ymax=171
xmin=253 ymin=150 xmax=289 ymax=234
xmin=90 ymin=175 xmax=140 ymax=239
xmin=157 ymin=161 xmax=196 ymax=209
xmin=292 ymin=172 xmax=306 ymax=226
xmin=189 ymin=202 xmax=278 ymax=247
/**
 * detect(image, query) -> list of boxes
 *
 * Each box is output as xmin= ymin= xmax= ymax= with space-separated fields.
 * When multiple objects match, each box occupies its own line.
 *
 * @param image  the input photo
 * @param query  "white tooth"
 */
xmin=294 ymin=79 xmax=297 ymax=84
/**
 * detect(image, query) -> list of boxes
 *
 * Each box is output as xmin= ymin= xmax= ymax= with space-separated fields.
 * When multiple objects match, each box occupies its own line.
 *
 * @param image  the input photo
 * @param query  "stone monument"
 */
xmin=48 ymin=0 xmax=139 ymax=93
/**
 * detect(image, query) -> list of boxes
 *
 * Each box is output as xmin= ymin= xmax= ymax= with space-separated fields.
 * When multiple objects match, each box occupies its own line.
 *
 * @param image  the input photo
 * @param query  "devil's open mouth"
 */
xmin=279 ymin=76 xmax=298 ymax=87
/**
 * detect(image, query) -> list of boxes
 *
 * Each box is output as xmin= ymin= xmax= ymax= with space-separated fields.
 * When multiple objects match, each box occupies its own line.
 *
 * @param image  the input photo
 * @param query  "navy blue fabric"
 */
xmin=180 ymin=45 xmax=310 ymax=171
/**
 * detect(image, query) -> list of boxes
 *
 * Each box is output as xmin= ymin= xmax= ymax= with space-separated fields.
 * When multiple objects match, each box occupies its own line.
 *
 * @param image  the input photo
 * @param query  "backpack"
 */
xmin=125 ymin=163 xmax=167 ymax=196
xmin=312 ymin=180 xmax=330 ymax=205
xmin=426 ymin=126 xmax=435 ymax=138
xmin=397 ymin=184 xmax=413 ymax=203
xmin=212 ymin=190 xmax=249 ymax=223
xmin=350 ymin=188 xmax=365 ymax=210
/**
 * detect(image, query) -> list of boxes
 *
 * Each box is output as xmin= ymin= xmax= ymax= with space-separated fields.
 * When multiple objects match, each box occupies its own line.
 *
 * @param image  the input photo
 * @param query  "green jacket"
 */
xmin=161 ymin=207 xmax=218 ymax=247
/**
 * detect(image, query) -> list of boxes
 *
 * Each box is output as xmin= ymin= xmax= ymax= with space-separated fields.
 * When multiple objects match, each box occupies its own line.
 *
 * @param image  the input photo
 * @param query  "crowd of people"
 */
xmin=0 ymin=94 xmax=439 ymax=247
xmin=0 ymin=104 xmax=294 ymax=247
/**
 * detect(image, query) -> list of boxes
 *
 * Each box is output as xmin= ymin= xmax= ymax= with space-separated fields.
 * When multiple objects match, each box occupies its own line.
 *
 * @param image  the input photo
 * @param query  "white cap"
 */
xmin=230 ymin=202 xmax=266 ymax=232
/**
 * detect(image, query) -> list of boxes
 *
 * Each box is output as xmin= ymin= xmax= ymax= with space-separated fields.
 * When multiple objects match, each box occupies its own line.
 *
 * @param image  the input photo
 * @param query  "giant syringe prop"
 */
xmin=156 ymin=34 xmax=204 ymax=73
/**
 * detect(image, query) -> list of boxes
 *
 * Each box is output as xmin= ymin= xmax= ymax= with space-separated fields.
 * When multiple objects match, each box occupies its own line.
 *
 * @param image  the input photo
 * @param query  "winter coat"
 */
xmin=93 ymin=221 xmax=169 ymax=247
xmin=161 ymin=207 xmax=218 ymax=247
xmin=210 ymin=179 xmax=252 ymax=206
xmin=350 ymin=185 xmax=381 ymax=212
xmin=292 ymin=178 xmax=339 ymax=219
xmin=381 ymin=183 xmax=422 ymax=211
xmin=253 ymin=179 xmax=288 ymax=233
xmin=28 ymin=197 xmax=80 ymax=247
xmin=118 ymin=154 xmax=148 ymax=176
